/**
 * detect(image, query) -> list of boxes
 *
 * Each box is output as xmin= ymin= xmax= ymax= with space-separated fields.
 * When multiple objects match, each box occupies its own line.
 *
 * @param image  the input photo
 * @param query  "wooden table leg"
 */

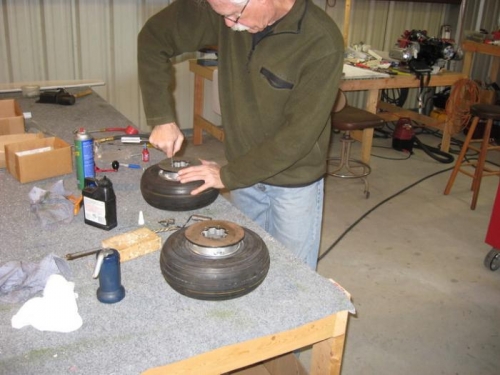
xmin=490 ymin=56 xmax=500 ymax=85
xmin=352 ymin=88 xmax=380 ymax=164
xmin=310 ymin=310 xmax=349 ymax=375
xmin=441 ymin=120 xmax=452 ymax=152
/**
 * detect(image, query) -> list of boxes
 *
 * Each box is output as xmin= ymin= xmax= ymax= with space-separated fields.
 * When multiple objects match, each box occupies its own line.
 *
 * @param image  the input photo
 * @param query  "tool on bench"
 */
xmin=182 ymin=214 xmax=212 ymax=227
xmin=95 ymin=165 xmax=117 ymax=173
xmin=94 ymin=134 xmax=151 ymax=145
xmin=86 ymin=125 xmax=139 ymax=135
xmin=95 ymin=161 xmax=142 ymax=173
xmin=66 ymin=227 xmax=164 ymax=263
xmin=38 ymin=88 xmax=92 ymax=105
xmin=65 ymin=247 xmax=103 ymax=261
xmin=65 ymin=217 xmax=212 ymax=262
xmin=111 ymin=160 xmax=141 ymax=170
xmin=93 ymin=249 xmax=125 ymax=304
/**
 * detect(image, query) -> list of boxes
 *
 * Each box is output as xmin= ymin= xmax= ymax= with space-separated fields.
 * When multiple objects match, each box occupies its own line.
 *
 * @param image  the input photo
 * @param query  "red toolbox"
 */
xmin=484 ymin=179 xmax=500 ymax=270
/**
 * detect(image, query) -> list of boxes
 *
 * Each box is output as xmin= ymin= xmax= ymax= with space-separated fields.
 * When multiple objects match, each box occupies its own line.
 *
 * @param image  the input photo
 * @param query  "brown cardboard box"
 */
xmin=0 ymin=99 xmax=25 ymax=135
xmin=0 ymin=133 xmax=44 ymax=168
xmin=5 ymin=137 xmax=73 ymax=183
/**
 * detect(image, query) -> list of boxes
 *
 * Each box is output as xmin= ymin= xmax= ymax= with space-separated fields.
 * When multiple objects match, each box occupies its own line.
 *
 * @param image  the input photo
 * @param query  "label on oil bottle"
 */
xmin=83 ymin=196 xmax=107 ymax=225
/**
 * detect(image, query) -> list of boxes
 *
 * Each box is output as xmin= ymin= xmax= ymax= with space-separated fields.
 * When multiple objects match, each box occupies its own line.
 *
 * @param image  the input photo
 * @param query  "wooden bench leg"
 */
xmin=193 ymin=75 xmax=205 ymax=145
xmin=310 ymin=310 xmax=349 ymax=375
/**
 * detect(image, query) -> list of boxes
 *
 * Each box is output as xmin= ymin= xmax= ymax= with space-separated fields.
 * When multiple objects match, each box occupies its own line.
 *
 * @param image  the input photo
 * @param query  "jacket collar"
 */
xmin=272 ymin=0 xmax=308 ymax=35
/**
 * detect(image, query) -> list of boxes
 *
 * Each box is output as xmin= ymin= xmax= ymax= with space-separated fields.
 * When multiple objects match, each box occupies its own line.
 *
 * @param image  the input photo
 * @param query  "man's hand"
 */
xmin=177 ymin=159 xmax=225 ymax=195
xmin=149 ymin=122 xmax=184 ymax=158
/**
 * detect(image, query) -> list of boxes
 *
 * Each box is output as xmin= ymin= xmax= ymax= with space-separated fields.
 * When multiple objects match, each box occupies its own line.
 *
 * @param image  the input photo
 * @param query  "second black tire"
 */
xmin=140 ymin=163 xmax=219 ymax=211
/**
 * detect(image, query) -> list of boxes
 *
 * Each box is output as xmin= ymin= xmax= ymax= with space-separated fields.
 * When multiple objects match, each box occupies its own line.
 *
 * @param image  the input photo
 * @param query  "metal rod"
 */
xmin=182 ymin=214 xmax=212 ymax=227
xmin=153 ymin=226 xmax=181 ymax=233
xmin=65 ymin=247 xmax=102 ymax=261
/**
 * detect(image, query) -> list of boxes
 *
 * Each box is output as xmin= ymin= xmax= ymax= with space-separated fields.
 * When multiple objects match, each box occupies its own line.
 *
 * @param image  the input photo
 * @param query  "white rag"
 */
xmin=11 ymin=274 xmax=83 ymax=333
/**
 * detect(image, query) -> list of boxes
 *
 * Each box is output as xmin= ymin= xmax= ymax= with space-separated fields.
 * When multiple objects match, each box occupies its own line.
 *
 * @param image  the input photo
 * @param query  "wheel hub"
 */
xmin=158 ymin=158 xmax=199 ymax=181
xmin=185 ymin=220 xmax=245 ymax=258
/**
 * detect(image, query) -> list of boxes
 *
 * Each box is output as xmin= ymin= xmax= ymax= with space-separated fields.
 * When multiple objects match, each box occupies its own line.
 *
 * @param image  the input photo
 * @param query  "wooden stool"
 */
xmin=327 ymin=91 xmax=385 ymax=198
xmin=444 ymin=104 xmax=500 ymax=209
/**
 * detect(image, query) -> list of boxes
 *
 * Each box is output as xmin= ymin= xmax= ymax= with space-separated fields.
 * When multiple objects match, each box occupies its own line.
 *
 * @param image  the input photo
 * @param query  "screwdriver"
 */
xmin=111 ymin=160 xmax=141 ymax=170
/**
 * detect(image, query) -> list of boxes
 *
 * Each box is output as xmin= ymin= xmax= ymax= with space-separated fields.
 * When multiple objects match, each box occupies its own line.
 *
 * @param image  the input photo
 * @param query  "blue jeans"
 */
xmin=229 ymin=179 xmax=324 ymax=270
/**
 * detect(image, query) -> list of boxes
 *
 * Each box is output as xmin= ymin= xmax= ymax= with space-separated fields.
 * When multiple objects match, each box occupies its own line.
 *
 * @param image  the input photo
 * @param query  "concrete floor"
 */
xmin=179 ymin=126 xmax=500 ymax=375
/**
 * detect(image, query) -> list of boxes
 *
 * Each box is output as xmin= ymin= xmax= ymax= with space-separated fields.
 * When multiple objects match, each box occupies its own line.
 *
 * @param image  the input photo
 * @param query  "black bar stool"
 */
xmin=327 ymin=90 xmax=385 ymax=198
xmin=444 ymin=103 xmax=500 ymax=209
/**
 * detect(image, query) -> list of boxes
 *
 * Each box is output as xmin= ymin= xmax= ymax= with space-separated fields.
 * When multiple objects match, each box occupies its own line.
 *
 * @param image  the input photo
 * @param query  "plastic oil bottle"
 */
xmin=82 ymin=176 xmax=117 ymax=230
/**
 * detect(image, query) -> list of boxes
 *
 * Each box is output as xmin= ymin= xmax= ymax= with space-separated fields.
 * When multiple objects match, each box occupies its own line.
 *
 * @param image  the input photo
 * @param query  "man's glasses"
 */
xmin=223 ymin=0 xmax=250 ymax=24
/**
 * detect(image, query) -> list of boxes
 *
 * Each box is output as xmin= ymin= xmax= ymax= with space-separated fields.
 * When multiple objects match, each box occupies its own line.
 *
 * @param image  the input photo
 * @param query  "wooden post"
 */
xmin=343 ymin=0 xmax=351 ymax=47
xmin=192 ymin=74 xmax=205 ymax=145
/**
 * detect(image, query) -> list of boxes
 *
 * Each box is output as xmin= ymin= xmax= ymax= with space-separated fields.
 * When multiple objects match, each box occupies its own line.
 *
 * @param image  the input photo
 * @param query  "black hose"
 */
xmin=317 ymin=167 xmax=454 ymax=262
xmin=413 ymin=136 xmax=454 ymax=164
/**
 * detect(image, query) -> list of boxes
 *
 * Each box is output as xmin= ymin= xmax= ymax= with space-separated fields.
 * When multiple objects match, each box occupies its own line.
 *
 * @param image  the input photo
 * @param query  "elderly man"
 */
xmin=138 ymin=0 xmax=344 ymax=270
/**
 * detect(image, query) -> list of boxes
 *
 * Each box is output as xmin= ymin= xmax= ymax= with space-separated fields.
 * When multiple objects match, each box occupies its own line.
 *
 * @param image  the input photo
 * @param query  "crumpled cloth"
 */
xmin=0 ymin=253 xmax=72 ymax=304
xmin=11 ymin=274 xmax=83 ymax=333
xmin=29 ymin=180 xmax=74 ymax=229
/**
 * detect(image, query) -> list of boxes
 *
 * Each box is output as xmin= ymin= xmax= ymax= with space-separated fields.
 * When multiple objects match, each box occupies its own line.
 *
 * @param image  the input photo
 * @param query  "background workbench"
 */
xmin=461 ymin=40 xmax=500 ymax=84
xmin=189 ymin=60 xmax=465 ymax=163
xmin=0 ymin=91 xmax=353 ymax=375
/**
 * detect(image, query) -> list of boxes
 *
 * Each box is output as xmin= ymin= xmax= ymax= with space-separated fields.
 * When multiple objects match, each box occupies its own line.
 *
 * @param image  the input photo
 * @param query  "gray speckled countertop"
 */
xmin=0 ymin=91 xmax=353 ymax=375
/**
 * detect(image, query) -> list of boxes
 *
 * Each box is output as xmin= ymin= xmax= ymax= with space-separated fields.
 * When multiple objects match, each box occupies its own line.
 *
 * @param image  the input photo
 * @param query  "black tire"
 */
xmin=140 ymin=164 xmax=219 ymax=211
xmin=160 ymin=226 xmax=270 ymax=300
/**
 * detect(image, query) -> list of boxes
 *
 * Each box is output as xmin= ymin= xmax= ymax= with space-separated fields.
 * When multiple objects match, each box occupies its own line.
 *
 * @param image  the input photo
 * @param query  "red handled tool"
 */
xmin=87 ymin=125 xmax=139 ymax=135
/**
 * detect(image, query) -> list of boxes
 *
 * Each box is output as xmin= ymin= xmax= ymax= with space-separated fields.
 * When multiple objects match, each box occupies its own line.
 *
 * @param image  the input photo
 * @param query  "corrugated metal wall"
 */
xmin=0 ymin=0 xmax=177 ymax=131
xmin=1 ymin=0 xmax=498 ymax=130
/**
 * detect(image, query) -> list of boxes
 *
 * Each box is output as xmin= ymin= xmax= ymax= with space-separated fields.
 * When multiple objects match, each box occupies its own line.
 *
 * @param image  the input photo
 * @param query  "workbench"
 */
xmin=461 ymin=40 xmax=500 ymax=84
xmin=189 ymin=60 xmax=465 ymax=162
xmin=0 ymin=91 xmax=354 ymax=375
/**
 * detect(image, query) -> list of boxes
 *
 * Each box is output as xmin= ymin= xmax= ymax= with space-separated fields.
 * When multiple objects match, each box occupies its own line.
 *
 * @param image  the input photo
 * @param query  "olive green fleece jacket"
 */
xmin=138 ymin=0 xmax=344 ymax=190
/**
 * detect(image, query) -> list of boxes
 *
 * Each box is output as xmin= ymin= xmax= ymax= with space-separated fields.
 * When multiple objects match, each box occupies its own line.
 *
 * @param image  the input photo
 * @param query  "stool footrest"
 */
xmin=327 ymin=158 xmax=371 ymax=178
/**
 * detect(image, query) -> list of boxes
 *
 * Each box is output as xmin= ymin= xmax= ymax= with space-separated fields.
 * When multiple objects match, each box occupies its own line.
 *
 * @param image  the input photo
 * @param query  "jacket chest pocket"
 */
xmin=260 ymin=67 xmax=294 ymax=90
